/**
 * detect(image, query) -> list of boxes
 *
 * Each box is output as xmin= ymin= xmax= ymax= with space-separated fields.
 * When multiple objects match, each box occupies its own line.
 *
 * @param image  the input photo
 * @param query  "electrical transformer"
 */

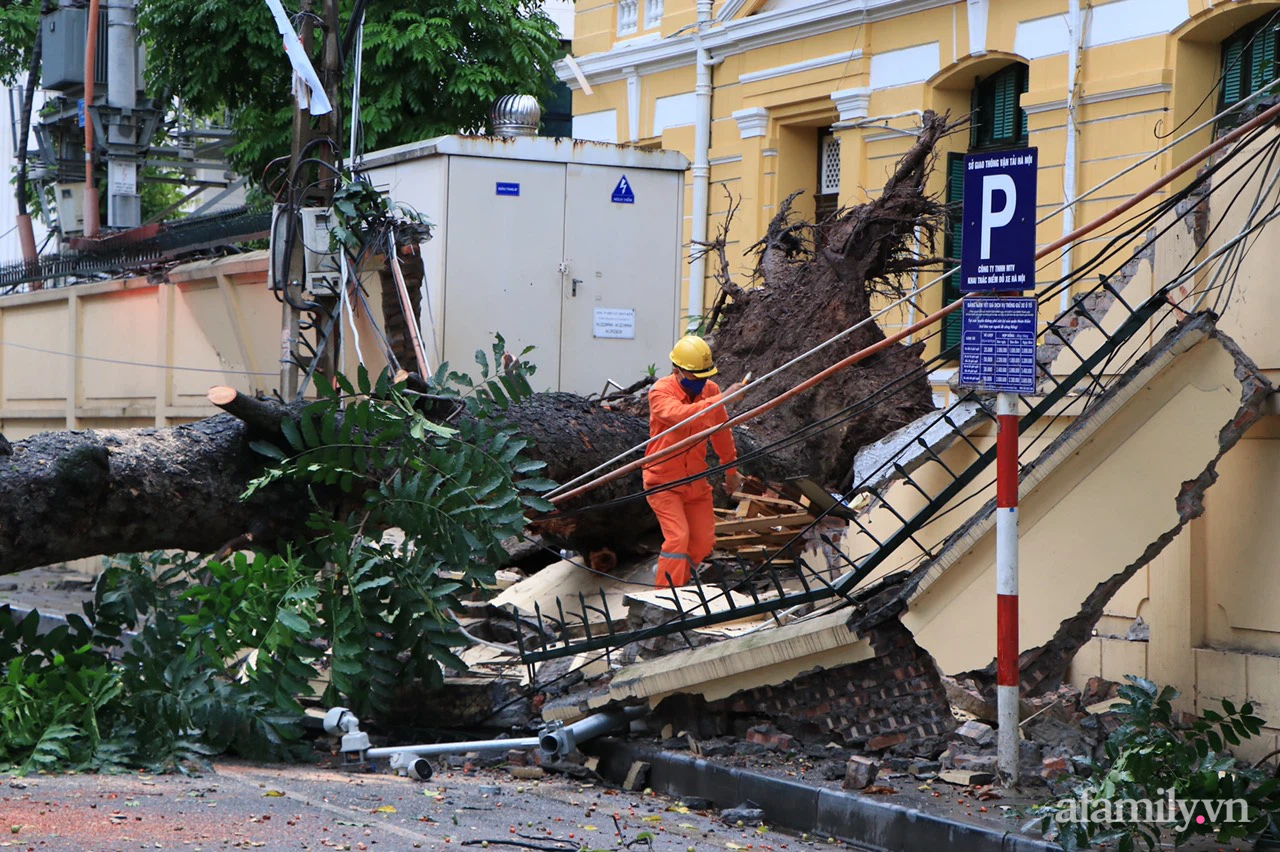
xmin=359 ymin=135 xmax=689 ymax=397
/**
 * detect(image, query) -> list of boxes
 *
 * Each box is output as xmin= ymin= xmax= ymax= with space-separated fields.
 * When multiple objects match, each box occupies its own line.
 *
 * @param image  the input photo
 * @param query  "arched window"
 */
xmin=969 ymin=64 xmax=1030 ymax=151
xmin=1220 ymin=14 xmax=1280 ymax=119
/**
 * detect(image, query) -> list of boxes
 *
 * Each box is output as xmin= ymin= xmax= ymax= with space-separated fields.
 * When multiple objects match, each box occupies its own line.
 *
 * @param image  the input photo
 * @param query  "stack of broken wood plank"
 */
xmin=713 ymin=479 xmax=822 ymax=564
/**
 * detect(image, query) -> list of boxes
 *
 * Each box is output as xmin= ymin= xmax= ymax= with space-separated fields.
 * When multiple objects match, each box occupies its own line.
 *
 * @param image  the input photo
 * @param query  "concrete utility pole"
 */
xmin=995 ymin=391 xmax=1020 ymax=785
xmin=280 ymin=0 xmax=343 ymax=398
xmin=105 ymin=0 xmax=141 ymax=228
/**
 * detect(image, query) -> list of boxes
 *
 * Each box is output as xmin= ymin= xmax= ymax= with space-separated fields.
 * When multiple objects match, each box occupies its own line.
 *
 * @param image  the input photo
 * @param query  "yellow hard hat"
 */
xmin=670 ymin=335 xmax=718 ymax=378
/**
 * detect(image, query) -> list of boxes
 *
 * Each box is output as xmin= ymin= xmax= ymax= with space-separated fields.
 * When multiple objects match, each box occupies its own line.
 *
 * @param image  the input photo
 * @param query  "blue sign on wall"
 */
xmin=78 ymin=98 xmax=86 ymax=128
xmin=611 ymin=175 xmax=635 ymax=204
xmin=959 ymin=297 xmax=1038 ymax=395
xmin=496 ymin=182 xmax=520 ymax=196
xmin=960 ymin=148 xmax=1038 ymax=293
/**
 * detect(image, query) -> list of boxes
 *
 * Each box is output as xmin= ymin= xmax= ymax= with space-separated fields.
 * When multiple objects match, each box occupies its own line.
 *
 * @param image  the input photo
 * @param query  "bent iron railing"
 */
xmin=514 ymin=277 xmax=1173 ymax=665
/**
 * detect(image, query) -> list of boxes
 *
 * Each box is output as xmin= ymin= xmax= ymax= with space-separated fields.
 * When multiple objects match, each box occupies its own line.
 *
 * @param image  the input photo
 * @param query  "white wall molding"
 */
xmin=738 ymin=49 xmax=862 ymax=84
xmin=967 ymin=0 xmax=989 ymax=56
xmin=653 ymin=91 xmax=698 ymax=135
xmin=762 ymin=147 xmax=779 ymax=157
xmin=1015 ymin=13 xmax=1070 ymax=60
xmin=732 ymin=106 xmax=770 ymax=138
xmin=1022 ymin=81 xmax=1172 ymax=115
xmin=1083 ymin=0 xmax=1188 ymax=49
xmin=709 ymin=154 xmax=744 ymax=166
xmin=831 ymin=87 xmax=871 ymax=122
xmin=560 ymin=0 xmax=953 ymax=88
xmin=869 ymin=42 xmax=940 ymax=90
xmin=572 ymin=109 xmax=619 ymax=143
xmin=627 ymin=68 xmax=641 ymax=142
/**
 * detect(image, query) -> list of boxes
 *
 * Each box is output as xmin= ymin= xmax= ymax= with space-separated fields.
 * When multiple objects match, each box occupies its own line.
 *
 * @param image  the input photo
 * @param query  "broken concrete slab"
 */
xmin=850 ymin=400 xmax=991 ymax=498
xmin=608 ymin=610 xmax=873 ymax=704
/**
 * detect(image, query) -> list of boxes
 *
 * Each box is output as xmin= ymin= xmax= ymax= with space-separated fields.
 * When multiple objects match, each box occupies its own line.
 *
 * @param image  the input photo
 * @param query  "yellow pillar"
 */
xmin=831 ymin=88 xmax=870 ymax=206
xmin=731 ymin=106 xmax=771 ymax=281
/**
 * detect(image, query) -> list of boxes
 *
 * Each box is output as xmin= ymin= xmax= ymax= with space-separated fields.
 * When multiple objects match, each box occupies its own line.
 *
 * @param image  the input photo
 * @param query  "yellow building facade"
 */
xmin=563 ymin=0 xmax=1280 ymax=756
xmin=562 ymin=0 xmax=1276 ymax=361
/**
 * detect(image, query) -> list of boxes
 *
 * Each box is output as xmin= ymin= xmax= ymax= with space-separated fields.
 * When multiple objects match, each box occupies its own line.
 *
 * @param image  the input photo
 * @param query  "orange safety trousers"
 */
xmin=647 ymin=482 xmax=716 ymax=588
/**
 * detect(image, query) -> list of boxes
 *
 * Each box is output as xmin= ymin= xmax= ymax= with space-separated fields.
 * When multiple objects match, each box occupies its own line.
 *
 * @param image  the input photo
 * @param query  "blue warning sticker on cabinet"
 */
xmin=611 ymin=175 xmax=635 ymax=204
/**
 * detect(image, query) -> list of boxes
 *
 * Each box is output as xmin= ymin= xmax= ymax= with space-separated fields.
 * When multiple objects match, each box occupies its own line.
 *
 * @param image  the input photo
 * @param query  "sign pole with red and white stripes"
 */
xmin=996 ymin=391 xmax=1020 ymax=785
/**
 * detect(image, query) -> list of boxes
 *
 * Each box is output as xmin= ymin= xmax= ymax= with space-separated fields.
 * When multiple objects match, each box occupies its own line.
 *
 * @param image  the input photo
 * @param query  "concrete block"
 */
xmin=843 ymin=756 xmax=880 ymax=790
xmin=954 ymin=720 xmax=995 ymax=747
xmin=623 ymin=760 xmax=650 ymax=791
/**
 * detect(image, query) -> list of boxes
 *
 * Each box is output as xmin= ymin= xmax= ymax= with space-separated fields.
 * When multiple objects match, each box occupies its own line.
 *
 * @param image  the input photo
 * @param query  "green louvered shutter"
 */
xmin=1019 ymin=65 xmax=1030 ymax=139
xmin=943 ymin=153 xmax=966 ymax=354
xmin=970 ymin=84 xmax=982 ymax=149
xmin=1223 ymin=36 xmax=1245 ymax=107
xmin=992 ymin=68 xmax=1018 ymax=142
xmin=1251 ymin=23 xmax=1276 ymax=95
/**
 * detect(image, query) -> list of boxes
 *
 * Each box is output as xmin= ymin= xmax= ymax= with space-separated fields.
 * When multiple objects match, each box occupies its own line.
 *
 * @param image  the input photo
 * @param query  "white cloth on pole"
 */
xmin=263 ymin=0 xmax=333 ymax=116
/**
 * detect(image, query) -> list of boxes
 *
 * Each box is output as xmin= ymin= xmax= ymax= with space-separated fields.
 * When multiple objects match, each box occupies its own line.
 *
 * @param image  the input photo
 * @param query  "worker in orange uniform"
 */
xmin=644 ymin=335 xmax=749 ymax=588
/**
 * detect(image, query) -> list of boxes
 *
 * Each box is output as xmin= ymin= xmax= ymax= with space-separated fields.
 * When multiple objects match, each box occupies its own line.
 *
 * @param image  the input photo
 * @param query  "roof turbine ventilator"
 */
xmin=490 ymin=94 xmax=542 ymax=137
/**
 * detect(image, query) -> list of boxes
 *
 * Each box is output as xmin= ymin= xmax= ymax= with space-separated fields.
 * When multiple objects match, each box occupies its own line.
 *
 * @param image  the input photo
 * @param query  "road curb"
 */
xmin=585 ymin=738 xmax=1057 ymax=852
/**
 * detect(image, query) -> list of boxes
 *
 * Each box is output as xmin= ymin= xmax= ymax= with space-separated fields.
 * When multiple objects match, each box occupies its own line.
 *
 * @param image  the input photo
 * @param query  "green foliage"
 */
xmin=1029 ymin=676 xmax=1280 ymax=851
xmin=137 ymin=0 xmax=564 ymax=183
xmin=0 ymin=1 xmax=38 ymax=85
xmin=330 ymin=175 xmax=431 ymax=256
xmin=243 ymin=343 xmax=550 ymax=716
xmin=0 ymin=339 xmax=548 ymax=770
xmin=0 ymin=552 xmax=304 ymax=775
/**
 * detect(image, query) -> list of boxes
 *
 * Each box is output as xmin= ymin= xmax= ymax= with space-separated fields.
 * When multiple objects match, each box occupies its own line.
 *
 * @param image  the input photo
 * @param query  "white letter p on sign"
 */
xmin=980 ymin=174 xmax=1016 ymax=259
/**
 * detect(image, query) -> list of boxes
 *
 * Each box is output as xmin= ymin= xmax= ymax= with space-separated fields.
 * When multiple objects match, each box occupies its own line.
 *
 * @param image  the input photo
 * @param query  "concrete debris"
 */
xmin=745 ymin=725 xmax=795 ymax=752
xmin=952 ymin=753 xmax=997 ymax=773
xmin=1081 ymin=677 xmax=1121 ymax=708
xmin=938 ymin=769 xmax=994 ymax=787
xmin=1125 ymin=616 xmax=1150 ymax=641
xmin=842 ymin=755 xmax=880 ymax=790
xmin=954 ymin=721 xmax=995 ymax=747
xmin=622 ymin=760 xmax=650 ymax=791
xmin=720 ymin=802 xmax=766 ymax=826
xmin=908 ymin=759 xmax=941 ymax=777
xmin=942 ymin=676 xmax=995 ymax=722
xmin=822 ymin=761 xmax=850 ymax=781
xmin=1041 ymin=756 xmax=1070 ymax=781
xmin=510 ymin=766 xmax=545 ymax=780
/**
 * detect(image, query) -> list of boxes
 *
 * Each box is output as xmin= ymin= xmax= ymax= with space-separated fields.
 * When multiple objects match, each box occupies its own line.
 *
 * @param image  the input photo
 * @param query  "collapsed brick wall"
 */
xmin=703 ymin=618 xmax=956 ymax=757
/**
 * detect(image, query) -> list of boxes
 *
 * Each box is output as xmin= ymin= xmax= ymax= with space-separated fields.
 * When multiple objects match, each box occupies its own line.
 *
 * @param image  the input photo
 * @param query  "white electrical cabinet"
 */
xmin=359 ymin=136 xmax=689 ymax=396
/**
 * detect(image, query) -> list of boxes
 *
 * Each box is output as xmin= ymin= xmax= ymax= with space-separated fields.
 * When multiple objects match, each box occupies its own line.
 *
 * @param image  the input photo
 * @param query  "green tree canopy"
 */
xmin=1 ymin=0 xmax=563 ymax=186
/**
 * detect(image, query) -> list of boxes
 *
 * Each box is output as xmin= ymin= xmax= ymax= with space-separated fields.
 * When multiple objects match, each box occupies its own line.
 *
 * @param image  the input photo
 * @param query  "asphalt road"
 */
xmin=0 ymin=759 xmax=849 ymax=852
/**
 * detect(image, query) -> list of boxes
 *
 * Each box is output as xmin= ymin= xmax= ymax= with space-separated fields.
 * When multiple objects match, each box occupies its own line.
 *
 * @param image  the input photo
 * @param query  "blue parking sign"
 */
xmin=960 ymin=148 xmax=1037 ymax=293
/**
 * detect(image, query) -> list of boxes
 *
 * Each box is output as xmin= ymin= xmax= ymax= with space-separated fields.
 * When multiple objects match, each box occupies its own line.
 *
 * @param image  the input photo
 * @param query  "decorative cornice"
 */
xmin=709 ymin=154 xmax=744 ymax=166
xmin=738 ymin=49 xmax=862 ymax=84
xmin=732 ymin=107 xmax=769 ymax=138
xmin=559 ymin=0 xmax=954 ymax=89
xmin=1022 ymin=82 xmax=1172 ymax=115
xmin=830 ymin=87 xmax=871 ymax=122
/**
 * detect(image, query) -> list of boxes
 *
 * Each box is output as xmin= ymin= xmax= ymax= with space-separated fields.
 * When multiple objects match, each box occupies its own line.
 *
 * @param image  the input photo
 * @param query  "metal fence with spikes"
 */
xmin=513 ymin=275 xmax=1174 ymax=666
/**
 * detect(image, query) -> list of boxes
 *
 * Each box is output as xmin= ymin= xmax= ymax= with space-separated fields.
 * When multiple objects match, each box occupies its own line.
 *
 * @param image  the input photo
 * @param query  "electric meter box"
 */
xmin=359 ymin=135 xmax=689 ymax=396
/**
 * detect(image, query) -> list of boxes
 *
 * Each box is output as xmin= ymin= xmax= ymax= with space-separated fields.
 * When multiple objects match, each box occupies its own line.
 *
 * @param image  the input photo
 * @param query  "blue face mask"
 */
xmin=680 ymin=376 xmax=707 ymax=396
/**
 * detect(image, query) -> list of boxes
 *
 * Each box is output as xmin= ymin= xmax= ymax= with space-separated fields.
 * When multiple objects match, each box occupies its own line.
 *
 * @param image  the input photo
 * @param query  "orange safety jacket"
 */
xmin=643 ymin=373 xmax=738 ymax=489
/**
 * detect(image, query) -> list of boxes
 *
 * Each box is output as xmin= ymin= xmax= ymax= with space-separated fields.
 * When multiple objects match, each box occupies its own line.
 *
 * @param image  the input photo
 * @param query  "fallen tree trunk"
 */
xmin=0 ymin=390 xmax=659 ymax=575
